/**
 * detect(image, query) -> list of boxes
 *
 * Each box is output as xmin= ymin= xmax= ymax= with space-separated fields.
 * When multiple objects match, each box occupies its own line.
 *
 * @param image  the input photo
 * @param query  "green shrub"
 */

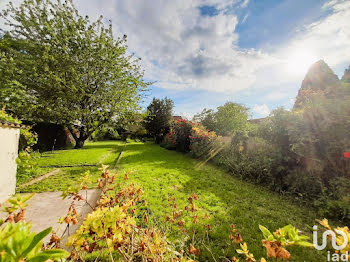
xmin=0 ymin=108 xmax=20 ymax=124
xmin=130 ymin=126 xmax=148 ymax=141
xmin=318 ymin=199 xmax=350 ymax=224
xmin=91 ymin=127 xmax=119 ymax=141
xmin=16 ymin=150 xmax=40 ymax=185
xmin=19 ymin=127 xmax=38 ymax=151
xmin=283 ymin=170 xmax=325 ymax=199
xmin=221 ymin=140 xmax=276 ymax=187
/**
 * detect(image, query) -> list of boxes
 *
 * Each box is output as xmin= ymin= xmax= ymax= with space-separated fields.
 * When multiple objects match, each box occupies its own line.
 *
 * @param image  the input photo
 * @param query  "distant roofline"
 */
xmin=248 ymin=117 xmax=268 ymax=123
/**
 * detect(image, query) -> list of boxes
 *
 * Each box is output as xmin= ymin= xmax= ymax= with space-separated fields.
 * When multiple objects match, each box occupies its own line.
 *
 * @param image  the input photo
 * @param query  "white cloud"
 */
xmin=253 ymin=104 xmax=270 ymax=117
xmin=1 ymin=0 xmax=349 ymax=116
xmin=69 ymin=0 xmax=277 ymax=93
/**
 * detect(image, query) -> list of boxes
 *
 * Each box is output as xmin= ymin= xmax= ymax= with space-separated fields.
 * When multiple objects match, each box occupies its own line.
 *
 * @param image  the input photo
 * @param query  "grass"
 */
xmin=115 ymin=142 xmax=326 ymax=261
xmin=36 ymin=141 xmax=120 ymax=166
xmin=18 ymin=141 xmax=123 ymax=192
xmin=19 ymin=141 xmax=328 ymax=261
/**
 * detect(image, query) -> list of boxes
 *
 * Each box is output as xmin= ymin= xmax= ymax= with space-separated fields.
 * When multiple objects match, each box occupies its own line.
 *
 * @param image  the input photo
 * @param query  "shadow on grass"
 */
xmin=21 ymin=141 xmax=124 ymax=193
xmin=82 ymin=141 xmax=123 ymax=150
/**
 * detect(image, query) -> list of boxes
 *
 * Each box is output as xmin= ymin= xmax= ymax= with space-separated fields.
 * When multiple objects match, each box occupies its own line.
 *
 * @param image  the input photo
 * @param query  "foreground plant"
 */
xmin=317 ymin=219 xmax=350 ymax=259
xmin=0 ymin=194 xmax=69 ymax=262
xmin=259 ymin=224 xmax=313 ymax=260
xmin=0 ymin=222 xmax=69 ymax=262
xmin=64 ymin=166 xmax=193 ymax=261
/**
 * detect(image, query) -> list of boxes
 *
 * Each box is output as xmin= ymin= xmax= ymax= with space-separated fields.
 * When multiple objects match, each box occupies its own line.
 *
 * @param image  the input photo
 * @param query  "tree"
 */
xmin=193 ymin=108 xmax=216 ymax=132
xmin=193 ymin=102 xmax=249 ymax=136
xmin=214 ymin=102 xmax=249 ymax=136
xmin=144 ymin=97 xmax=174 ymax=143
xmin=0 ymin=35 xmax=34 ymax=116
xmin=0 ymin=0 xmax=148 ymax=148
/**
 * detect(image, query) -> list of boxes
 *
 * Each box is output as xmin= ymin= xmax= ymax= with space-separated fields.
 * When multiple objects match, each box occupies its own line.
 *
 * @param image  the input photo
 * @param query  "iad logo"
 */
xmin=313 ymin=225 xmax=349 ymax=262
xmin=313 ymin=225 xmax=348 ymax=250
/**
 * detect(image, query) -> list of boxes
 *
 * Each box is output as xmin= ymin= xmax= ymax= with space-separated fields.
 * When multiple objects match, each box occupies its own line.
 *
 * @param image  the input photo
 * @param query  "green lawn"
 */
xmin=115 ymin=142 xmax=326 ymax=261
xmin=19 ymin=141 xmax=123 ymax=192
xmin=20 ymin=141 xmax=327 ymax=261
xmin=36 ymin=141 xmax=121 ymax=166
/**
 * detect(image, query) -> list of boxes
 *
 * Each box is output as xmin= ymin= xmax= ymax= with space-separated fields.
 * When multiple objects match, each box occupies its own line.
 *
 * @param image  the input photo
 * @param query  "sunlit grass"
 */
xmin=20 ymin=140 xmax=327 ymax=260
xmin=116 ymin=142 xmax=325 ymax=261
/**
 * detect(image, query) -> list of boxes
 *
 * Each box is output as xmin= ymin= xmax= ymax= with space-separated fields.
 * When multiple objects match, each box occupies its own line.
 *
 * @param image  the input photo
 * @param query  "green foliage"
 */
xmin=220 ymin=138 xmax=277 ymax=187
xmin=219 ymin=86 xmax=350 ymax=222
xmin=160 ymin=132 xmax=177 ymax=150
xmin=0 ymin=108 xmax=38 ymax=150
xmin=144 ymin=97 xmax=174 ymax=143
xmin=190 ymin=84 xmax=350 ymax=223
xmin=17 ymin=127 xmax=39 ymax=186
xmin=0 ymin=35 xmax=32 ymax=115
xmin=2 ymin=194 xmax=34 ymax=214
xmin=129 ymin=125 xmax=147 ymax=141
xmin=259 ymin=225 xmax=313 ymax=247
xmin=91 ymin=126 xmax=119 ymax=141
xmin=162 ymin=119 xmax=221 ymax=156
xmin=215 ymin=102 xmax=249 ymax=136
xmin=194 ymin=102 xmax=249 ymax=136
xmin=193 ymin=108 xmax=216 ymax=132
xmin=0 ymin=222 xmax=69 ymax=262
xmin=65 ymin=167 xmax=190 ymax=261
xmin=19 ymin=127 xmax=38 ymax=151
xmin=163 ymin=118 xmax=225 ymax=162
xmin=0 ymin=194 xmax=69 ymax=262
xmin=0 ymin=108 xmax=20 ymax=124
xmin=1 ymin=0 xmax=148 ymax=148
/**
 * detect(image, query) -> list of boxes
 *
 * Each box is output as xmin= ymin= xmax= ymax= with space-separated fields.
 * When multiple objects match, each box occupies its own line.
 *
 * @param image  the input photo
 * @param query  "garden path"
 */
xmin=0 ymin=189 xmax=101 ymax=244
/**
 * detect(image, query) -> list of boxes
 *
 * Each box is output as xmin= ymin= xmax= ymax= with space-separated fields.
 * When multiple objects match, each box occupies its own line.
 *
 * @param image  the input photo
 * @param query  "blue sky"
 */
xmin=235 ymin=0 xmax=329 ymax=49
xmin=1 ymin=0 xmax=349 ymax=119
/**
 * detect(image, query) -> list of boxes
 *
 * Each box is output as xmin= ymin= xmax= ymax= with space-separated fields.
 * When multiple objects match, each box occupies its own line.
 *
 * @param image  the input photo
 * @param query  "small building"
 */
xmin=172 ymin=116 xmax=183 ymax=121
xmin=0 ymin=120 xmax=21 ymax=203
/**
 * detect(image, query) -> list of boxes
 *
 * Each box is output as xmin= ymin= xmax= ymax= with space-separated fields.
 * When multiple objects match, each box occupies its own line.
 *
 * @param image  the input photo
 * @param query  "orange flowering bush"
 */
xmin=162 ymin=119 xmax=221 ymax=160
xmin=172 ymin=119 xmax=194 ymax=152
xmin=162 ymin=130 xmax=177 ymax=150
xmin=190 ymin=127 xmax=220 ymax=159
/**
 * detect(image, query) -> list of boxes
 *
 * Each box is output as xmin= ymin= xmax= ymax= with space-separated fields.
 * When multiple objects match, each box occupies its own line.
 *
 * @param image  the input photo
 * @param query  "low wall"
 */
xmin=0 ymin=126 xmax=20 ymax=203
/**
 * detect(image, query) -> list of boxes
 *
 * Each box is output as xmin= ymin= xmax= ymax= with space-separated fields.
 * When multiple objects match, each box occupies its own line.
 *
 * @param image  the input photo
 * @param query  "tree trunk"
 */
xmin=68 ymin=126 xmax=89 ymax=149
xmin=74 ymin=138 xmax=85 ymax=149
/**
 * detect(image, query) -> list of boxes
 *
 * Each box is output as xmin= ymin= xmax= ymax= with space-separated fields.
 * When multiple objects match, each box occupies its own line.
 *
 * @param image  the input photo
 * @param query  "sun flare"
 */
xmin=285 ymin=48 xmax=318 ymax=76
